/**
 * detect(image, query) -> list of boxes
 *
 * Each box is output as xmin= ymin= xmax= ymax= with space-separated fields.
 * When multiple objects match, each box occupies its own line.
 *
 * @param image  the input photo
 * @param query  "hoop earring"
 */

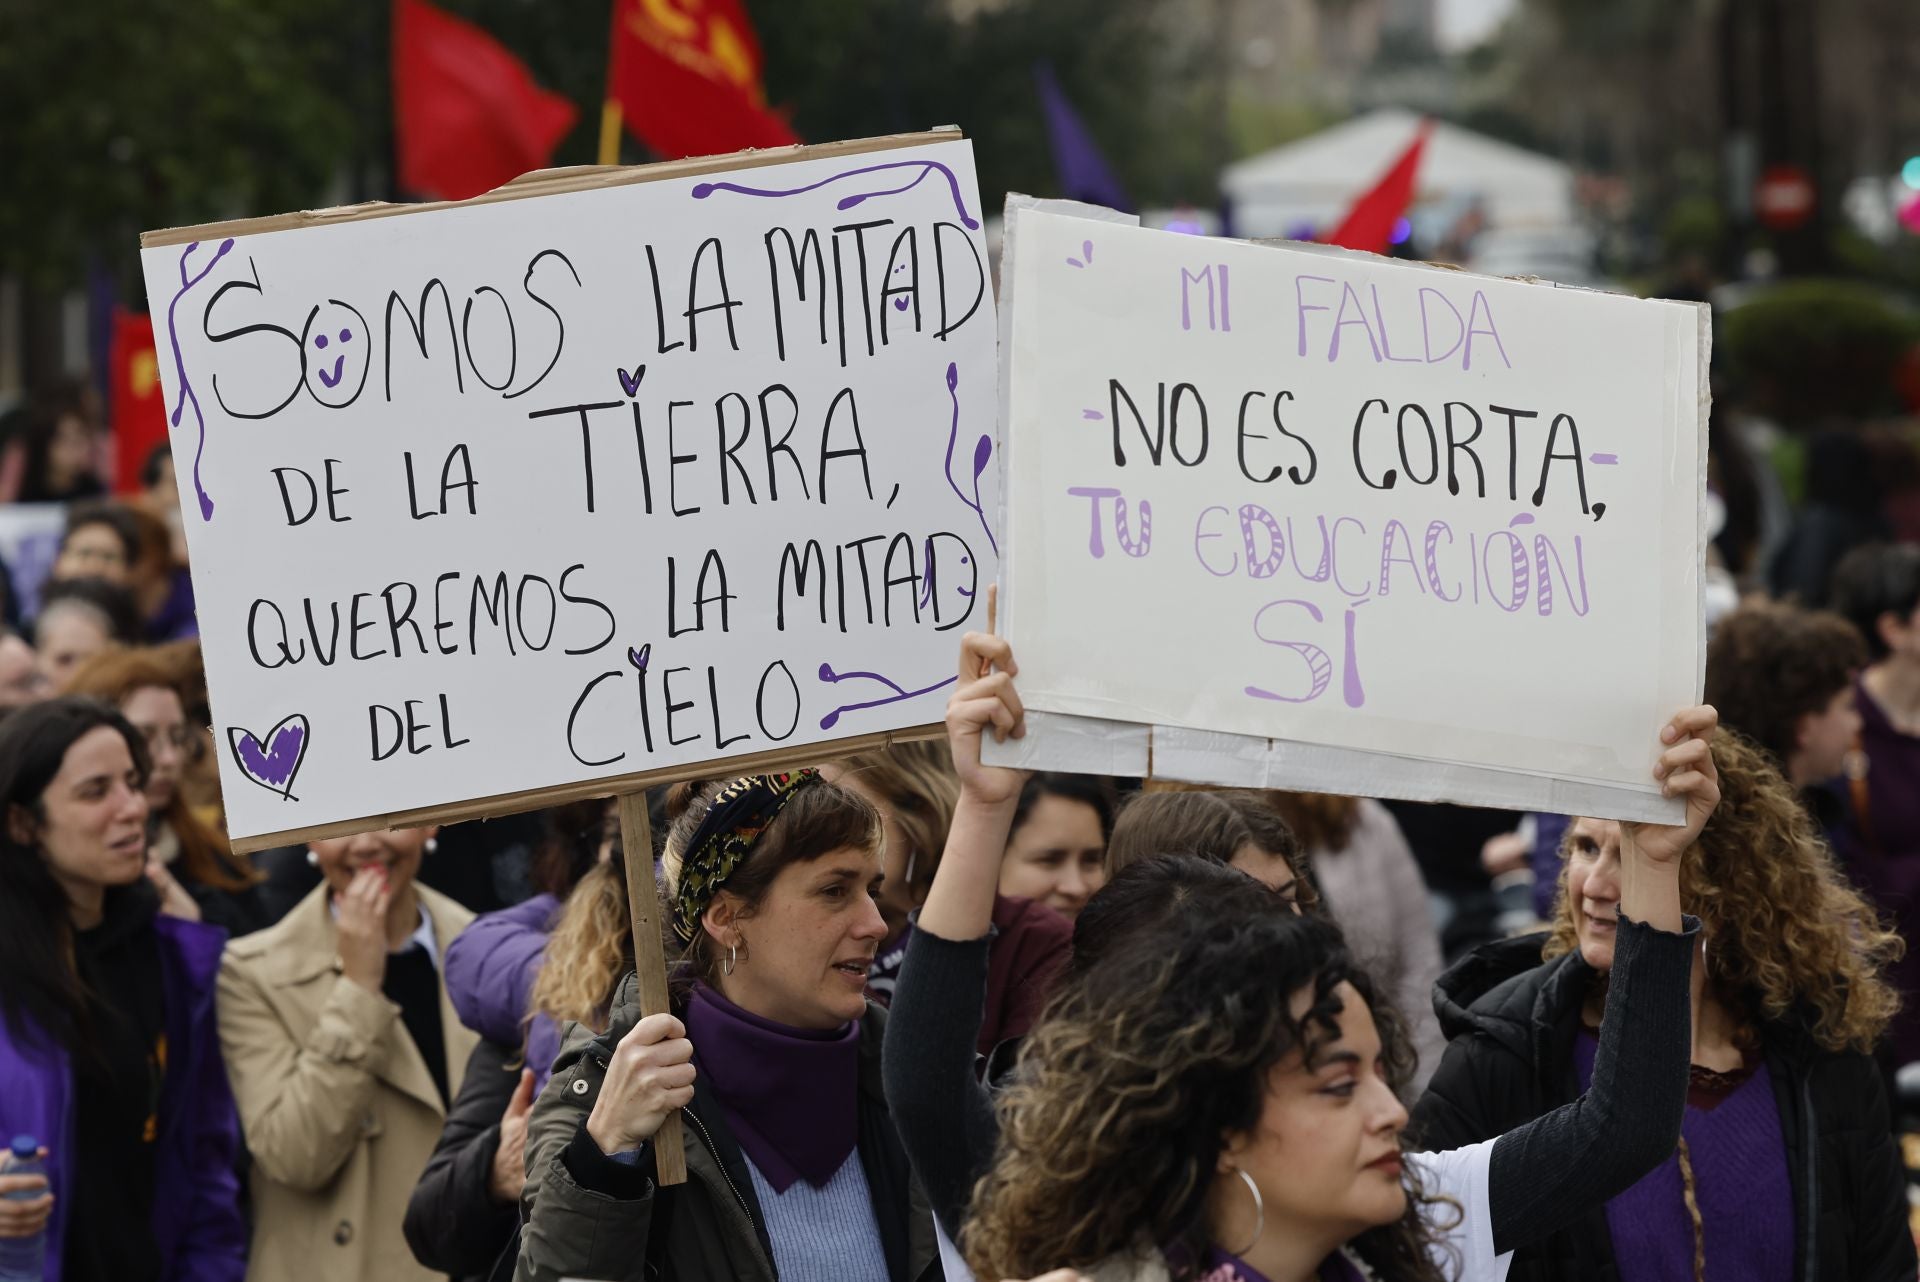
xmin=723 ymin=942 xmax=738 ymax=977
xmin=1228 ymin=1168 xmax=1265 ymax=1259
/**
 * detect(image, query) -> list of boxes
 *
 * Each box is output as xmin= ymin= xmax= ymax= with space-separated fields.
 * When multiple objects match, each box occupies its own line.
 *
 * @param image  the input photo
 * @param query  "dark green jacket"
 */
xmin=515 ymin=974 xmax=939 ymax=1282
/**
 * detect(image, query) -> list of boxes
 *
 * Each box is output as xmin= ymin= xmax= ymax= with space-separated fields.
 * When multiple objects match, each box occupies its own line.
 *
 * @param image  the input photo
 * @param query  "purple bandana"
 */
xmin=683 ymin=982 xmax=861 ymax=1192
xmin=1199 ymin=1247 xmax=1364 ymax=1282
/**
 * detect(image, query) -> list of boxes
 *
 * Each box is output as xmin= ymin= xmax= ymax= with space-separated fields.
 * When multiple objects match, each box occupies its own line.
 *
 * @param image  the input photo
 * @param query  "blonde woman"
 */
xmin=1414 ymin=730 xmax=1913 ymax=1282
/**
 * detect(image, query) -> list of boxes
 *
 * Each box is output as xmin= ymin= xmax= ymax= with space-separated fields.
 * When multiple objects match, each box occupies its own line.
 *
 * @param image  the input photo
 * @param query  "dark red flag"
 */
xmin=604 ymin=0 xmax=797 ymax=161
xmin=110 ymin=309 xmax=167 ymax=496
xmin=393 ymin=0 xmax=578 ymax=200
xmin=1324 ymin=120 xmax=1432 ymax=255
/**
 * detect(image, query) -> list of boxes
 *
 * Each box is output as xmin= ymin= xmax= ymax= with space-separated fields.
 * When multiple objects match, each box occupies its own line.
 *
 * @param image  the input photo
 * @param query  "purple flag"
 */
xmin=1034 ymin=62 xmax=1131 ymax=211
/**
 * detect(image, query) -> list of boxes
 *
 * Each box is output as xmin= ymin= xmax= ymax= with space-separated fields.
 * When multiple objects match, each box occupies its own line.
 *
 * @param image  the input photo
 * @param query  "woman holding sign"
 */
xmin=1414 ymin=732 xmax=1914 ymax=1282
xmin=514 ymin=772 xmax=936 ymax=1282
xmin=884 ymin=628 xmax=1715 ymax=1282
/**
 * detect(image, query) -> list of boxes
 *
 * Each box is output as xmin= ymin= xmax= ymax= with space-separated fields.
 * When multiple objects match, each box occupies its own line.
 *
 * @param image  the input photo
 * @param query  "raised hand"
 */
xmin=1627 ymin=704 xmax=1721 ymax=867
xmin=146 ymin=858 xmax=202 ymax=922
xmin=947 ymin=586 xmax=1029 ymax=808
xmin=586 ymin=1014 xmax=696 ymax=1155
xmin=336 ymin=864 xmax=393 ymax=993
xmin=488 ymin=1068 xmax=535 ymax=1202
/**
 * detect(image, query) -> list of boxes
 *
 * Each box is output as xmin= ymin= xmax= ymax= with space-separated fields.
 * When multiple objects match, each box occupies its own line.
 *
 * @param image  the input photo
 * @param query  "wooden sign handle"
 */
xmin=617 ymin=790 xmax=689 ymax=1185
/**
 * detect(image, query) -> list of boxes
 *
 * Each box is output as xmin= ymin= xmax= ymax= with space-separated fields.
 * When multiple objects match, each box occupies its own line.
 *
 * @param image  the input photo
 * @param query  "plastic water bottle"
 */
xmin=0 ymin=1134 xmax=47 ymax=1282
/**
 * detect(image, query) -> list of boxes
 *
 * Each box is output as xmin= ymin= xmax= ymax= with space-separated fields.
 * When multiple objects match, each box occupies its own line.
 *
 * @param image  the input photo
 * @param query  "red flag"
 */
xmin=1324 ymin=120 xmax=1432 ymax=255
xmin=604 ymin=0 xmax=797 ymax=161
xmin=110 ymin=309 xmax=168 ymax=496
xmin=393 ymin=0 xmax=578 ymax=201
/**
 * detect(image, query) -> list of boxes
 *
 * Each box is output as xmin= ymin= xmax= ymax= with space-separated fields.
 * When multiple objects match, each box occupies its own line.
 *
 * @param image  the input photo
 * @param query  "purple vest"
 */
xmin=1576 ymin=1031 xmax=1794 ymax=1282
xmin=0 ymin=913 xmax=245 ymax=1282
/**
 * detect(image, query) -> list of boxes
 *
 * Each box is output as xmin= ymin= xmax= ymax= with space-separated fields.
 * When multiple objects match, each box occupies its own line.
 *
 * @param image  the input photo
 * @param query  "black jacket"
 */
xmin=402 ymin=1037 xmax=523 ymax=1281
xmin=516 ymin=975 xmax=937 ymax=1282
xmin=1412 ymin=932 xmax=1916 ymax=1282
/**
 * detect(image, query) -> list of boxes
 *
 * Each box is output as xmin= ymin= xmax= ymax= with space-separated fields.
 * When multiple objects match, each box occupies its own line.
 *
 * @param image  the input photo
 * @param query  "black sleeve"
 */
xmin=1844 ymin=1061 xmax=1919 ymax=1281
xmin=559 ymin=1120 xmax=655 ymax=1199
xmin=879 ymin=921 xmax=1002 ymax=1237
xmin=1485 ymin=913 xmax=1699 ymax=1255
xmin=401 ymin=1039 xmax=523 ymax=1276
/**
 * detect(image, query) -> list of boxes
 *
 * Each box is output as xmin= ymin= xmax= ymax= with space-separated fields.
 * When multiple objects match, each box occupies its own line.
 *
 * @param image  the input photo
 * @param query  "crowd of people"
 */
xmin=0 ymin=378 xmax=1917 ymax=1282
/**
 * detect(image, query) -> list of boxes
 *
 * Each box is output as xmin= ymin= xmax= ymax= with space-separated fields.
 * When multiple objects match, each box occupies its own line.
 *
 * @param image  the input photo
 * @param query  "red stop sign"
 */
xmin=1755 ymin=165 xmax=1816 ymax=231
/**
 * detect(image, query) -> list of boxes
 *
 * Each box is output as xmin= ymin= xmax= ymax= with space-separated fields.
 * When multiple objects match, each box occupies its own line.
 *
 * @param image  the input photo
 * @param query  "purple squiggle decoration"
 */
xmin=691 ymin=160 xmax=980 ymax=230
xmin=165 ymin=239 xmax=237 ymax=521
xmin=816 ymin=662 xmax=957 ymax=730
xmin=941 ymin=363 xmax=998 ymax=556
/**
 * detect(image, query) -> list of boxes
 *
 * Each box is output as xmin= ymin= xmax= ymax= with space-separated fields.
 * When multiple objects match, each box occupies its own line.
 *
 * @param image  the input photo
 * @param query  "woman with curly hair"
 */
xmin=1414 ymin=730 xmax=1913 ymax=1282
xmin=886 ymin=626 xmax=1718 ymax=1282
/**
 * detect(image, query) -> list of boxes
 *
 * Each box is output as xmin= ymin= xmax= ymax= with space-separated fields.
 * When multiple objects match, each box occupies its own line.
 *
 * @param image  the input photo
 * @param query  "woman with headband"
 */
xmin=514 ymin=770 xmax=937 ymax=1282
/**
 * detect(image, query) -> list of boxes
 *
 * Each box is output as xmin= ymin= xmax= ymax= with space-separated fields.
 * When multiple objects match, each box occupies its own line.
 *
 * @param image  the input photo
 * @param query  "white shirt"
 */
xmin=328 ymin=898 xmax=440 ymax=970
xmin=1411 ymin=1138 xmax=1511 ymax=1282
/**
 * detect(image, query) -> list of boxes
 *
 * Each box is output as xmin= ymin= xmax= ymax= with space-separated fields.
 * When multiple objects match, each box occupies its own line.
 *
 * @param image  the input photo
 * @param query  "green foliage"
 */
xmin=1660 ymin=195 xmax=1722 ymax=261
xmin=1721 ymin=279 xmax=1920 ymax=426
xmin=0 ymin=0 xmax=363 ymax=291
xmin=3 ymin=0 xmax=1184 ymax=306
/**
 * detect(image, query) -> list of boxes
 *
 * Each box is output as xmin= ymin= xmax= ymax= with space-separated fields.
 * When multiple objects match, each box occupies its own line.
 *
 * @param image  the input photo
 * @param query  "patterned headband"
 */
xmin=671 ymin=769 xmax=823 ymax=946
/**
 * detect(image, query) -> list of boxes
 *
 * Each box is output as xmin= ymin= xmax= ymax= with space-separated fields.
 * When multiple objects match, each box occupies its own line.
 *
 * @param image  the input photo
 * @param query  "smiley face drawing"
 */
xmin=300 ymin=300 xmax=371 ymax=408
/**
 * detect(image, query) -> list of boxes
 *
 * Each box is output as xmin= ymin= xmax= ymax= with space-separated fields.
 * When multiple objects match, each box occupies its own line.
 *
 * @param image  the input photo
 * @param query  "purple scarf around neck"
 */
xmin=683 ymin=982 xmax=862 ymax=1192
xmin=1197 ymin=1245 xmax=1365 ymax=1282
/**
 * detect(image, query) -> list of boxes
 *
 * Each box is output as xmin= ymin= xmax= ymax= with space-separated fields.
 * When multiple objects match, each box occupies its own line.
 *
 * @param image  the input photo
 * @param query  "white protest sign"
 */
xmin=141 ymin=133 xmax=999 ymax=850
xmin=987 ymin=200 xmax=1706 ymax=821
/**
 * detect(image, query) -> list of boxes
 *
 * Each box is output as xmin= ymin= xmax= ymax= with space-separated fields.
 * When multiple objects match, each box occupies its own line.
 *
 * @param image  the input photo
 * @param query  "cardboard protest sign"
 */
xmin=140 ymin=132 xmax=999 ymax=851
xmin=986 ymin=199 xmax=1707 ymax=821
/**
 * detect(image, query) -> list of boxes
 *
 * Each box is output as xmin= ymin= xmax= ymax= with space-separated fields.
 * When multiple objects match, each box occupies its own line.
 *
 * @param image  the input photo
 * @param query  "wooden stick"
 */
xmin=617 ymin=790 xmax=688 ymax=1185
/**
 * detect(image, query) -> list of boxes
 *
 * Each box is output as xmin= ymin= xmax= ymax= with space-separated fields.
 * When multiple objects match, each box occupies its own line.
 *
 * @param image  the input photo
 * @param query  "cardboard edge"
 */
xmin=228 ymin=723 xmax=945 ymax=855
xmin=141 ymin=128 xmax=967 ymax=248
xmin=988 ymin=711 xmax=1683 ymax=824
xmin=1693 ymin=299 xmax=1714 ymax=702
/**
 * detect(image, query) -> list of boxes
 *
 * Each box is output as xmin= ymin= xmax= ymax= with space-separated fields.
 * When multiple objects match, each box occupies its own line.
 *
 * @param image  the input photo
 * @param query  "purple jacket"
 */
xmin=443 ymin=893 xmax=565 ymax=1092
xmin=0 ymin=913 xmax=246 ymax=1282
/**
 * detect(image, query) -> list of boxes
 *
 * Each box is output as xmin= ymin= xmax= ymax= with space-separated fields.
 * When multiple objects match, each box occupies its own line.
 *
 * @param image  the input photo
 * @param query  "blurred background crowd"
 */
xmin=3 ymin=0 xmax=1920 ymax=1273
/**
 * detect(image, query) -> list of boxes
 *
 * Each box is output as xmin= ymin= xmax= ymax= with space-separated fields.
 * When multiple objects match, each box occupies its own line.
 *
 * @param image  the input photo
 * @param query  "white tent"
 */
xmin=1221 ymin=108 xmax=1576 ymax=240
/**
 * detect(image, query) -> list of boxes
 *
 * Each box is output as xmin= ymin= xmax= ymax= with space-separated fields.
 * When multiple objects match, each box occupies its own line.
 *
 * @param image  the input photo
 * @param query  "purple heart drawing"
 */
xmin=616 ymin=363 xmax=645 ymax=397
xmin=227 ymin=715 xmax=309 ymax=802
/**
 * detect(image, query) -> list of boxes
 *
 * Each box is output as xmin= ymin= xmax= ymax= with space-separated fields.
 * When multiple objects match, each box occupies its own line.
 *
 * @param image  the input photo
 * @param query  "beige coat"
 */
xmin=218 ymin=882 xmax=476 ymax=1282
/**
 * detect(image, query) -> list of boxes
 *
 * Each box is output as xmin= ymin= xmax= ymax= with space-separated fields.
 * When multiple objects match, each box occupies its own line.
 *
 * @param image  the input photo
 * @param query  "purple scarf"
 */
xmin=1198 ymin=1246 xmax=1364 ymax=1282
xmin=683 ymin=982 xmax=861 ymax=1192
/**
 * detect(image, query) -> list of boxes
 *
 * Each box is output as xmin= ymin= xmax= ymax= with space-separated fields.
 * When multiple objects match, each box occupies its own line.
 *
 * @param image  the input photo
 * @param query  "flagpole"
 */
xmin=598 ymin=99 xmax=622 ymax=166
xmin=598 ymin=0 xmax=621 ymax=165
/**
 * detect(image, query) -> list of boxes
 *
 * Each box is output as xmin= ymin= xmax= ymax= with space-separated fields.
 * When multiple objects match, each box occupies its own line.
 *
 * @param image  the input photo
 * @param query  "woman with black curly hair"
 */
xmin=884 ymin=627 xmax=1719 ymax=1282
xmin=1414 ymin=730 xmax=1911 ymax=1282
